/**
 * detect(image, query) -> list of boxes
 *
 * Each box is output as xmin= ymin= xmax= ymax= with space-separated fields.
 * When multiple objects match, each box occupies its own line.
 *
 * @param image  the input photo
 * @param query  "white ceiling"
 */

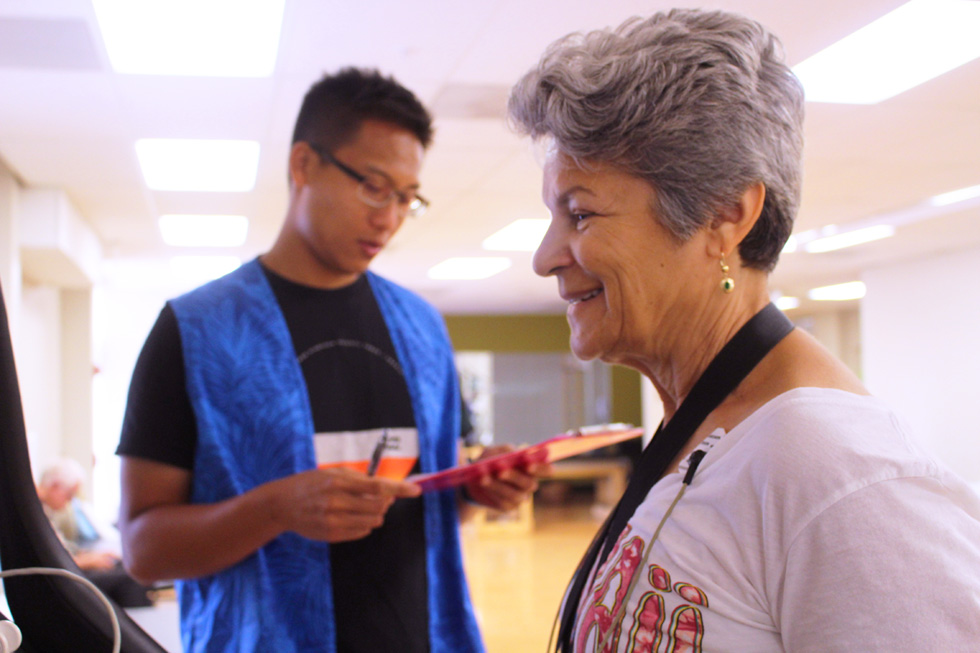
xmin=1 ymin=0 xmax=978 ymax=315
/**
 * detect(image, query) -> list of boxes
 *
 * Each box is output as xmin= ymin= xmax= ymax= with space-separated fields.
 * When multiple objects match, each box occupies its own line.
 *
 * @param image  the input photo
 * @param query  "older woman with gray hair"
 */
xmin=508 ymin=9 xmax=980 ymax=652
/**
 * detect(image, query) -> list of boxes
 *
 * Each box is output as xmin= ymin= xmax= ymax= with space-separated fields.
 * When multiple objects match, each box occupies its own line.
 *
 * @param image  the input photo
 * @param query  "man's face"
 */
xmin=288 ymin=119 xmax=425 ymax=288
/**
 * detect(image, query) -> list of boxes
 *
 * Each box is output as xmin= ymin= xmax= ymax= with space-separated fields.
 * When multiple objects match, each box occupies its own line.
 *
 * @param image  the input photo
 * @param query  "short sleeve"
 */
xmin=777 ymin=475 xmax=980 ymax=651
xmin=115 ymin=304 xmax=198 ymax=469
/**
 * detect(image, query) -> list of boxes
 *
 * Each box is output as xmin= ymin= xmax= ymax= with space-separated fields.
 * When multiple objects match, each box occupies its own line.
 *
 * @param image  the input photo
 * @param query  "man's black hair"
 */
xmin=291 ymin=67 xmax=433 ymax=151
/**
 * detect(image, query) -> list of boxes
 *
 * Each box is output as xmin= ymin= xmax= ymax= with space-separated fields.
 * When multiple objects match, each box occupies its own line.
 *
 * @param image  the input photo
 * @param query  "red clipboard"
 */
xmin=407 ymin=424 xmax=643 ymax=492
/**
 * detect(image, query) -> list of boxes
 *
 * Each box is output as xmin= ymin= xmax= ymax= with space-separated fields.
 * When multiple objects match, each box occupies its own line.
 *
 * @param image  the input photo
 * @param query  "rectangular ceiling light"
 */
xmin=93 ymin=0 xmax=285 ymax=76
xmin=808 ymin=281 xmax=867 ymax=301
xmin=482 ymin=219 xmax=549 ymax=251
xmin=793 ymin=0 xmax=980 ymax=104
xmin=774 ymin=296 xmax=800 ymax=311
xmin=804 ymin=225 xmax=895 ymax=253
xmin=428 ymin=257 xmax=511 ymax=280
xmin=930 ymin=183 xmax=980 ymax=207
xmin=159 ymin=215 xmax=249 ymax=247
xmin=136 ymin=139 xmax=259 ymax=192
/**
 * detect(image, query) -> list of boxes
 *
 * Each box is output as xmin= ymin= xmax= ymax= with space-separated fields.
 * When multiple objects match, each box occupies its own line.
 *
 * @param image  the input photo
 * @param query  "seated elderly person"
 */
xmin=37 ymin=459 xmax=154 ymax=608
xmin=507 ymin=8 xmax=980 ymax=652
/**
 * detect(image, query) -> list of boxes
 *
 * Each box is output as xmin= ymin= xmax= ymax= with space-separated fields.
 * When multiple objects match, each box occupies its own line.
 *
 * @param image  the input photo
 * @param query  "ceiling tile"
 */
xmin=0 ymin=18 xmax=102 ymax=70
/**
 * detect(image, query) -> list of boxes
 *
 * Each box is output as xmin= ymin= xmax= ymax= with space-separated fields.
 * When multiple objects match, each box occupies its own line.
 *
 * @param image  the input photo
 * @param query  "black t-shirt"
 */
xmin=117 ymin=268 xmax=430 ymax=652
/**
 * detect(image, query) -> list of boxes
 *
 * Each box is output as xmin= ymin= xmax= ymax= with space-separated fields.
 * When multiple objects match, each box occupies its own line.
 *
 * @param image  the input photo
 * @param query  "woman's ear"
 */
xmin=709 ymin=182 xmax=766 ymax=258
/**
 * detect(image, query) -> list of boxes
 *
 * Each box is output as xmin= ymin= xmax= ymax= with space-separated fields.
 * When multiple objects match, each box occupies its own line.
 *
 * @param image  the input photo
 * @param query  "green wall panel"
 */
xmin=445 ymin=314 xmax=642 ymax=427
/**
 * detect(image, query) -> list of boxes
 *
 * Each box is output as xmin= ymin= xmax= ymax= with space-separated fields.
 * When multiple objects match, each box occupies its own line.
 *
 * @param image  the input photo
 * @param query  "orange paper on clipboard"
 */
xmin=407 ymin=424 xmax=642 ymax=492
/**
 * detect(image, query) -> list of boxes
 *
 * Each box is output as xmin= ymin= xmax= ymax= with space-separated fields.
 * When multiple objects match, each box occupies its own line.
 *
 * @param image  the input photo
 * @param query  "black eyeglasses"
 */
xmin=307 ymin=142 xmax=429 ymax=218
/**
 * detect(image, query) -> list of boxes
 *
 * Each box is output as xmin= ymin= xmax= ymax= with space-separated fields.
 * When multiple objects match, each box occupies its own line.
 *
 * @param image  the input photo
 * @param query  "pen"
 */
xmin=367 ymin=428 xmax=388 ymax=477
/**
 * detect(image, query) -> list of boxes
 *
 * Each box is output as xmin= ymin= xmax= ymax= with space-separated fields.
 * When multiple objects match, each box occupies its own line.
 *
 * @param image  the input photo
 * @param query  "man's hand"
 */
xmin=119 ymin=457 xmax=423 ymax=583
xmin=461 ymin=445 xmax=551 ymax=512
xmin=266 ymin=468 xmax=421 ymax=542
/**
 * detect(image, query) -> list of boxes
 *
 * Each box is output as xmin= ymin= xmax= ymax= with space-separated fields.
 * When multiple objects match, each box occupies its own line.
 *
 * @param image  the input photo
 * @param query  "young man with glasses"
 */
xmin=116 ymin=68 xmax=539 ymax=652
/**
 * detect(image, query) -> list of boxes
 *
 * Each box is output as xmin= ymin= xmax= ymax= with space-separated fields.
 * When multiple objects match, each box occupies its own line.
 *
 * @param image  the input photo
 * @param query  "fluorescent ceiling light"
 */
xmin=774 ymin=296 xmax=800 ymax=311
xmin=808 ymin=281 xmax=866 ymax=302
xmin=793 ymin=0 xmax=980 ymax=104
xmin=786 ymin=179 xmax=980 ymax=256
xmin=169 ymin=255 xmax=242 ymax=281
xmin=159 ymin=215 xmax=249 ymax=247
xmin=930 ymin=183 xmax=980 ymax=207
xmin=482 ymin=219 xmax=549 ymax=251
xmin=93 ymin=0 xmax=285 ymax=77
xmin=136 ymin=139 xmax=259 ymax=192
xmin=428 ymin=257 xmax=511 ymax=280
xmin=804 ymin=225 xmax=895 ymax=253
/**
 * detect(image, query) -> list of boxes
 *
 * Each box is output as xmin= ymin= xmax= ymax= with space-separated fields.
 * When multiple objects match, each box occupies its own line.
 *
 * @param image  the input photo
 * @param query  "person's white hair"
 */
xmin=39 ymin=457 xmax=86 ymax=490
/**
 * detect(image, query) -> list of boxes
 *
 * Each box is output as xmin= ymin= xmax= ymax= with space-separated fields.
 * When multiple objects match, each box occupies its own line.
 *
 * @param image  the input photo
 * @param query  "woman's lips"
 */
xmin=567 ymin=288 xmax=603 ymax=305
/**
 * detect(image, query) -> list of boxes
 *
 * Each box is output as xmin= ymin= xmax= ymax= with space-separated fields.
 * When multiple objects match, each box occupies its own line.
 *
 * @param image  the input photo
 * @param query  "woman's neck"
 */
xmin=618 ymin=286 xmax=771 ymax=422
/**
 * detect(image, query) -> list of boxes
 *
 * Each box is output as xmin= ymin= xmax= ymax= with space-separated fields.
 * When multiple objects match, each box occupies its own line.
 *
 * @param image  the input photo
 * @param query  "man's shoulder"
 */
xmin=175 ymin=258 xmax=260 ymax=299
xmin=366 ymin=271 xmax=440 ymax=320
xmin=170 ymin=259 xmax=270 ymax=321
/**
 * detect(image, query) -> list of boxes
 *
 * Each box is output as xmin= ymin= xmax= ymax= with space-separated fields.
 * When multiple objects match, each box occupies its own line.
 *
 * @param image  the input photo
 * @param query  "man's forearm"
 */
xmin=121 ymin=484 xmax=283 ymax=585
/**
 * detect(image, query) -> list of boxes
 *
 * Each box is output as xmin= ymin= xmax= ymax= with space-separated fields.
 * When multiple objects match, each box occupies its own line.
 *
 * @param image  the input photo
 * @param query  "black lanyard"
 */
xmin=556 ymin=303 xmax=794 ymax=651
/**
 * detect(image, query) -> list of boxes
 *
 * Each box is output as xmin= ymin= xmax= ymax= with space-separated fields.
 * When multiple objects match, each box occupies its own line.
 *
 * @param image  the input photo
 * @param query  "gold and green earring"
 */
xmin=720 ymin=255 xmax=735 ymax=293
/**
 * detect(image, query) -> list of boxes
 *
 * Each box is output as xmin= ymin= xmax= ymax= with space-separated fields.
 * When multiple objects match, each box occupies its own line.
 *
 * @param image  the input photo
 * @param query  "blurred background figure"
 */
xmin=37 ymin=458 xmax=154 ymax=608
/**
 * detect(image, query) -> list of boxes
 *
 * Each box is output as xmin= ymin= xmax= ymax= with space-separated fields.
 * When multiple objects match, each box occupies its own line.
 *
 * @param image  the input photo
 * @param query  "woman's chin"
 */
xmin=569 ymin=329 xmax=606 ymax=362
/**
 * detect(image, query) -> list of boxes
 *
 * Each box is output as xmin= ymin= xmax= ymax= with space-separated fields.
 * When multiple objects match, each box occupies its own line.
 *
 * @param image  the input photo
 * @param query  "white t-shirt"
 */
xmin=572 ymin=388 xmax=980 ymax=652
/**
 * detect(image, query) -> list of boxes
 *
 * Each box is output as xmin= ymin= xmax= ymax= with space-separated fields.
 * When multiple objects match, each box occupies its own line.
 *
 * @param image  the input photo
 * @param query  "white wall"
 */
xmin=0 ymin=169 xmax=102 ymax=500
xmin=61 ymin=289 xmax=94 ymax=479
xmin=19 ymin=285 xmax=63 ymax=477
xmin=0 ymin=163 xmax=21 ymax=331
xmin=91 ymin=283 xmax=172 ymax=520
xmin=15 ymin=285 xmax=99 ymax=497
xmin=862 ymin=246 xmax=980 ymax=484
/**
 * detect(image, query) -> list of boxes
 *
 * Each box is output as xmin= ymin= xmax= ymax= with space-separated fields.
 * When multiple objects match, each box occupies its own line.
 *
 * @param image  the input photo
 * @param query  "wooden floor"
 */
xmin=461 ymin=495 xmax=604 ymax=653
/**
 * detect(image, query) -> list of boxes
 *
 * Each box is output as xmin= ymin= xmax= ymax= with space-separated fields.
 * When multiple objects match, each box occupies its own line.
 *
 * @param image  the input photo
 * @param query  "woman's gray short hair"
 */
xmin=507 ymin=9 xmax=804 ymax=271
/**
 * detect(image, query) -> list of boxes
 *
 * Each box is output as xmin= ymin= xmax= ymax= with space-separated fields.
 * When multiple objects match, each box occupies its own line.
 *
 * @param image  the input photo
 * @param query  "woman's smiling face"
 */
xmin=533 ymin=151 xmax=708 ymax=365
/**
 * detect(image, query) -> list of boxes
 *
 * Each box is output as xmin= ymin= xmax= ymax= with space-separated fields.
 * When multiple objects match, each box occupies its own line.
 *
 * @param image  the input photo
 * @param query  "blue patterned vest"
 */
xmin=169 ymin=259 xmax=483 ymax=652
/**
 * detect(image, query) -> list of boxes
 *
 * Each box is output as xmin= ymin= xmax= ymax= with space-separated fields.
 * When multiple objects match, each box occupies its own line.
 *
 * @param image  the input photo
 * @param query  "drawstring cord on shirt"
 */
xmin=549 ymin=448 xmax=707 ymax=653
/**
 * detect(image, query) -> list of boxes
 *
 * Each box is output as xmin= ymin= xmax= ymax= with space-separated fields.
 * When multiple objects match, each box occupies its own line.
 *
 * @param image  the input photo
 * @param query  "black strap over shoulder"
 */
xmin=556 ymin=303 xmax=794 ymax=651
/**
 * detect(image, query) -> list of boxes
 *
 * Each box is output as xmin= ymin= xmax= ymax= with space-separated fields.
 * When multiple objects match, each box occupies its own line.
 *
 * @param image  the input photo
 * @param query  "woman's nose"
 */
xmin=532 ymin=218 xmax=571 ymax=277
